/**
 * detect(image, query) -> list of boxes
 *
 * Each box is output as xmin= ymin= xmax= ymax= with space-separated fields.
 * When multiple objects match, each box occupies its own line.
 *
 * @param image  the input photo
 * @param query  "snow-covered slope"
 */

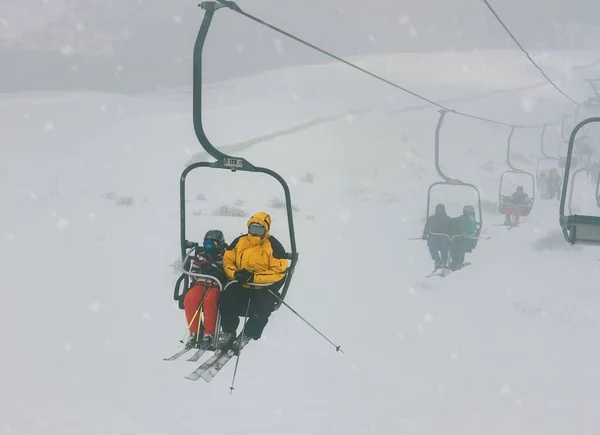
xmin=2 ymin=50 xmax=600 ymax=435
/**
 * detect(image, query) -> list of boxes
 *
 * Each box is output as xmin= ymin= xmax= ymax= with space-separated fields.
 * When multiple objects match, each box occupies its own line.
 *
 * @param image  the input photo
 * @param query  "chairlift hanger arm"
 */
xmin=193 ymin=2 xmax=234 ymax=161
xmin=434 ymin=110 xmax=464 ymax=184
xmin=506 ymin=126 xmax=521 ymax=172
xmin=540 ymin=125 xmax=555 ymax=160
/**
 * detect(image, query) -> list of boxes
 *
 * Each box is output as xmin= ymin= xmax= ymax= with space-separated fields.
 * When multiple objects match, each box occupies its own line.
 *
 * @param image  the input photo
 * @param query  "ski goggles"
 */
xmin=248 ymin=223 xmax=267 ymax=236
xmin=203 ymin=240 xmax=218 ymax=250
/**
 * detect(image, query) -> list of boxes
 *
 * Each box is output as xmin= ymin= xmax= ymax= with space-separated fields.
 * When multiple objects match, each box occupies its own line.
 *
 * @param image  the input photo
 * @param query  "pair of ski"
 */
xmin=163 ymin=344 xmax=241 ymax=382
xmin=427 ymin=262 xmax=471 ymax=278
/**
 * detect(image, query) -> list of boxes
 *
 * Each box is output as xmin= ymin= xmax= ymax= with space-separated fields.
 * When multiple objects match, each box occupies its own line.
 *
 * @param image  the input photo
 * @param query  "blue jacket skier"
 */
xmin=450 ymin=205 xmax=477 ymax=270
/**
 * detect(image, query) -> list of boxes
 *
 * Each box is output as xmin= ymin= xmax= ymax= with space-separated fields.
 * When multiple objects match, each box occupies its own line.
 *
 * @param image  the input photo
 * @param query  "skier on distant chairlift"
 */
xmin=182 ymin=230 xmax=228 ymax=350
xmin=538 ymin=170 xmax=549 ymax=199
xmin=504 ymin=186 xmax=531 ymax=226
xmin=449 ymin=205 xmax=477 ymax=270
xmin=545 ymin=168 xmax=562 ymax=200
xmin=422 ymin=204 xmax=454 ymax=269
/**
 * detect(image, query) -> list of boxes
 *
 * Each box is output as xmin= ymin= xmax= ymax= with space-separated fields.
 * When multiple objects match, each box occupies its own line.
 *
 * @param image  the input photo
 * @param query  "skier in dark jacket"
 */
xmin=504 ymin=186 xmax=530 ymax=225
xmin=422 ymin=204 xmax=454 ymax=268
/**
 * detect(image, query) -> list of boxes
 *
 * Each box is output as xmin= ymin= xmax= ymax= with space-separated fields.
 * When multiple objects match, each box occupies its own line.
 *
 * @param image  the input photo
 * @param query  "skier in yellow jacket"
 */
xmin=218 ymin=211 xmax=288 ymax=353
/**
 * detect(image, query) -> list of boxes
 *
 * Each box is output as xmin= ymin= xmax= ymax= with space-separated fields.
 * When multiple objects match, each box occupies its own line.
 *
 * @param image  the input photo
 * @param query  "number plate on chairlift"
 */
xmin=222 ymin=157 xmax=244 ymax=169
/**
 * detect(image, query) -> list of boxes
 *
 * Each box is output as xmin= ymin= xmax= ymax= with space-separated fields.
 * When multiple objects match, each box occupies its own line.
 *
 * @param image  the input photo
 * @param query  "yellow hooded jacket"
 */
xmin=223 ymin=212 xmax=289 ymax=286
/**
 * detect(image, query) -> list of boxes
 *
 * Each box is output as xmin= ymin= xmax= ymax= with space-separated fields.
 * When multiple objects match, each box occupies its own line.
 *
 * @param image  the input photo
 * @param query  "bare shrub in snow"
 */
xmin=270 ymin=196 xmax=300 ymax=212
xmin=116 ymin=196 xmax=135 ymax=206
xmin=103 ymin=191 xmax=117 ymax=200
xmin=480 ymin=161 xmax=495 ymax=172
xmin=301 ymin=172 xmax=314 ymax=183
xmin=170 ymin=258 xmax=183 ymax=274
xmin=213 ymin=204 xmax=247 ymax=217
xmin=192 ymin=209 xmax=203 ymax=216
xmin=234 ymin=199 xmax=244 ymax=206
xmin=305 ymin=214 xmax=316 ymax=220
xmin=532 ymin=230 xmax=581 ymax=252
xmin=196 ymin=193 xmax=206 ymax=201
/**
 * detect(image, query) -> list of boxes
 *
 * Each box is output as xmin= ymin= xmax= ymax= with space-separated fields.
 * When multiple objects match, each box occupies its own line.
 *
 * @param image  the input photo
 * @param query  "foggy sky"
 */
xmin=1 ymin=0 xmax=599 ymax=93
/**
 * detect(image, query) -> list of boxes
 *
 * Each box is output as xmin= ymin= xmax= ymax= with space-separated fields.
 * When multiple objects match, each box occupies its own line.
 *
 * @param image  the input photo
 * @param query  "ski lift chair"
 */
xmin=560 ymin=117 xmax=600 ymax=245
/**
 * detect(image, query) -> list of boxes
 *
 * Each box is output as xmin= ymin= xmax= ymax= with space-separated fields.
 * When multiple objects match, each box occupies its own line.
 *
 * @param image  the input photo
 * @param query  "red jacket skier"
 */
xmin=183 ymin=230 xmax=228 ymax=349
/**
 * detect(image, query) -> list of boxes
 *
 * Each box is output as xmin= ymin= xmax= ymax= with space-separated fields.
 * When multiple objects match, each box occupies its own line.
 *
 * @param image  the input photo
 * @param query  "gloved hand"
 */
xmin=234 ymin=269 xmax=254 ymax=284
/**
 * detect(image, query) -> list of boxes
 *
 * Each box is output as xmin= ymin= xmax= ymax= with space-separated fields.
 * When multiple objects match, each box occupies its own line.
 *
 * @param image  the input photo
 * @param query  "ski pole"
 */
xmin=229 ymin=292 xmax=252 ymax=395
xmin=179 ymin=283 xmax=211 ymax=344
xmin=268 ymin=289 xmax=343 ymax=353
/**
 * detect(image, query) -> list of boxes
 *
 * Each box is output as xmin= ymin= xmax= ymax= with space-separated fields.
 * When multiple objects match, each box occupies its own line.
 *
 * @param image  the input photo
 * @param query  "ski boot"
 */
xmin=228 ymin=333 xmax=252 ymax=356
xmin=197 ymin=334 xmax=213 ymax=350
xmin=185 ymin=333 xmax=199 ymax=349
xmin=215 ymin=332 xmax=235 ymax=356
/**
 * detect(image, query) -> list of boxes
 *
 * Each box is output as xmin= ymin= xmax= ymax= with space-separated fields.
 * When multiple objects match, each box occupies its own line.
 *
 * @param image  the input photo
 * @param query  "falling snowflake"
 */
xmin=64 ymin=342 xmax=72 ymax=351
xmin=409 ymin=25 xmax=418 ymax=37
xmin=57 ymin=218 xmax=70 ymax=230
xmin=173 ymin=15 xmax=182 ymax=24
xmin=424 ymin=313 xmax=433 ymax=323
xmin=344 ymin=114 xmax=354 ymax=123
xmin=521 ymin=97 xmax=536 ymax=113
xmin=6 ymin=233 xmax=14 ymax=241
xmin=43 ymin=121 xmax=55 ymax=132
xmin=501 ymin=384 xmax=512 ymax=394
xmin=88 ymin=212 xmax=97 ymax=220
xmin=142 ymin=312 xmax=150 ymax=320
xmin=61 ymin=45 xmax=73 ymax=55
xmin=274 ymin=39 xmax=285 ymax=55
xmin=408 ymin=286 xmax=416 ymax=295
xmin=89 ymin=301 xmax=100 ymax=312
xmin=399 ymin=15 xmax=410 ymax=25
xmin=340 ymin=209 xmax=351 ymax=222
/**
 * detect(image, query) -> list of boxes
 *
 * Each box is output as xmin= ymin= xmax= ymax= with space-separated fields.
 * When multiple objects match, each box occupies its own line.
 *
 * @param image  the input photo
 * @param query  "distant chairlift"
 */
xmin=498 ymin=127 xmax=535 ymax=216
xmin=559 ymin=117 xmax=600 ymax=245
xmin=426 ymin=110 xmax=483 ymax=248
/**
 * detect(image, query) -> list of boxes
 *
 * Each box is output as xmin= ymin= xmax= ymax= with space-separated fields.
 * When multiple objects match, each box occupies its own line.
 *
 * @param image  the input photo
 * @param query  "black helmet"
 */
xmin=517 ymin=186 xmax=524 ymax=193
xmin=203 ymin=229 xmax=226 ymax=254
xmin=435 ymin=204 xmax=446 ymax=215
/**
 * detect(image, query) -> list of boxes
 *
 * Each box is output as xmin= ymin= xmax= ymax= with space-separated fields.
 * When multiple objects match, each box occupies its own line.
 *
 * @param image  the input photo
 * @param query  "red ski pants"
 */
xmin=505 ymin=205 xmax=522 ymax=222
xmin=184 ymin=282 xmax=219 ymax=336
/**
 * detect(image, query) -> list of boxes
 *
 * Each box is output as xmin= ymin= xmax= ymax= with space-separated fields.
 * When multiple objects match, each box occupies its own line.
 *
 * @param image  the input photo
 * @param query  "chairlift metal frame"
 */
xmin=498 ymin=127 xmax=536 ymax=215
xmin=426 ymin=111 xmax=483 ymax=247
xmin=559 ymin=117 xmax=600 ymax=245
xmin=535 ymin=125 xmax=560 ymax=199
xmin=173 ymin=1 xmax=299 ymax=313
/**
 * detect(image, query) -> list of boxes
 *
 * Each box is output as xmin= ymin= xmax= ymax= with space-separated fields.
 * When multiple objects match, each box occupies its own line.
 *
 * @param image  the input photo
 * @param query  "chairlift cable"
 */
xmin=479 ymin=0 xmax=583 ymax=107
xmin=211 ymin=0 xmax=565 ymax=129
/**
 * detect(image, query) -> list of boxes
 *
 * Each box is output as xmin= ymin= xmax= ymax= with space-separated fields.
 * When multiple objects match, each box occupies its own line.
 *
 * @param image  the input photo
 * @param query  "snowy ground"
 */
xmin=3 ymin=50 xmax=600 ymax=435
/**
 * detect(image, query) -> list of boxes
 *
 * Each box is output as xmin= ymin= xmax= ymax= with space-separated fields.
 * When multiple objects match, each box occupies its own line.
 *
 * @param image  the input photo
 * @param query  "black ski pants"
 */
xmin=218 ymin=280 xmax=282 ymax=340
